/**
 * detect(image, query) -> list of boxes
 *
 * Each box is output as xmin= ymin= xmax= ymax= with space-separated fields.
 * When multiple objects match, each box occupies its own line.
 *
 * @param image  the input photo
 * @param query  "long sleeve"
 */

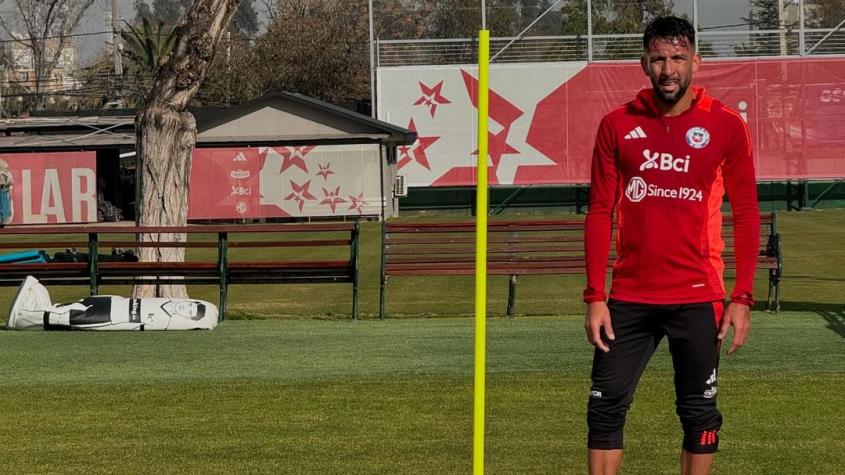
xmin=722 ymin=112 xmax=760 ymax=306
xmin=583 ymin=116 xmax=619 ymax=303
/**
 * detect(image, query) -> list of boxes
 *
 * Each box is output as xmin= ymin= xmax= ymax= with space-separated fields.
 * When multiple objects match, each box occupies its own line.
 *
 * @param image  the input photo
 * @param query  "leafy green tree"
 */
xmin=234 ymin=0 xmax=259 ymax=36
xmin=253 ymin=0 xmax=369 ymax=102
xmin=519 ymin=0 xmax=563 ymax=36
xmin=120 ymin=17 xmax=178 ymax=106
xmin=561 ymin=0 xmax=676 ymax=59
xmin=195 ymin=33 xmax=259 ymax=106
xmin=151 ymin=0 xmax=189 ymax=23
xmin=121 ymin=18 xmax=178 ymax=72
xmin=739 ymin=0 xmax=796 ymax=55
xmin=134 ymin=0 xmax=154 ymax=21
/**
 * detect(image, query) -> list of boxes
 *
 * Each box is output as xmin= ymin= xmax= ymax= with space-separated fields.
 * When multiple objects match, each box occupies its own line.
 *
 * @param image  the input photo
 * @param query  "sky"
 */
xmin=74 ymin=0 xmax=271 ymax=65
xmin=30 ymin=0 xmax=786 ymax=67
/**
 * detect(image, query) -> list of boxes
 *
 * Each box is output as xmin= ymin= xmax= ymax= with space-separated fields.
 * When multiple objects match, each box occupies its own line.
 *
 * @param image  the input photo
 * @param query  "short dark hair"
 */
xmin=643 ymin=16 xmax=696 ymax=51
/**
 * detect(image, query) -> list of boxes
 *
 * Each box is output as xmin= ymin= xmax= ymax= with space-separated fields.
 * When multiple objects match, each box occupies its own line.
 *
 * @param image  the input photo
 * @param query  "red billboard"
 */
xmin=188 ymin=148 xmax=262 ymax=219
xmin=0 ymin=152 xmax=97 ymax=224
xmin=379 ymin=57 xmax=845 ymax=186
xmin=526 ymin=58 xmax=845 ymax=183
xmin=187 ymin=146 xmax=383 ymax=220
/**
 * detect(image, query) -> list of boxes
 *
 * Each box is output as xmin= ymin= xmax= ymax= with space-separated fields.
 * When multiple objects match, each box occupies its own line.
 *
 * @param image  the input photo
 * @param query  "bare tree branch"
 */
xmin=0 ymin=0 xmax=94 ymax=110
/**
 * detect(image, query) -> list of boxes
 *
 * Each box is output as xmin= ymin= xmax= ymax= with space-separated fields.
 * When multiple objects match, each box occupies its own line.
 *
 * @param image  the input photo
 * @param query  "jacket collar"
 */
xmin=630 ymin=85 xmax=713 ymax=116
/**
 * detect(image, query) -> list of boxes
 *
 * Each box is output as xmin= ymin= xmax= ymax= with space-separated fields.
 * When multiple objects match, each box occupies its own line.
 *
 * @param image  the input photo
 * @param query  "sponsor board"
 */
xmin=188 ymin=146 xmax=382 ymax=219
xmin=0 ymin=152 xmax=97 ymax=224
xmin=379 ymin=58 xmax=845 ymax=186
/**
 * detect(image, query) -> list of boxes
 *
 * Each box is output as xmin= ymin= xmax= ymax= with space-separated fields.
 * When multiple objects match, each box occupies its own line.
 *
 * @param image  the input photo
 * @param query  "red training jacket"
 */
xmin=583 ymin=86 xmax=759 ymax=306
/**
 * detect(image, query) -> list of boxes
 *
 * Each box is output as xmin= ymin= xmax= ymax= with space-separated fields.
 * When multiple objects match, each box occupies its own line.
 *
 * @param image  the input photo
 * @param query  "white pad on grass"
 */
xmin=6 ymin=276 xmax=218 ymax=331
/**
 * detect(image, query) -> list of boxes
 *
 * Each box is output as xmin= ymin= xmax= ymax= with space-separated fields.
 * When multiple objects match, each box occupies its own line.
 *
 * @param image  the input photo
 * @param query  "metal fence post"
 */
xmin=587 ymin=0 xmax=593 ymax=62
xmin=506 ymin=230 xmax=518 ymax=319
xmin=692 ymin=0 xmax=699 ymax=51
xmin=351 ymin=222 xmax=360 ymax=320
xmin=799 ymin=0 xmax=806 ymax=55
xmin=369 ymin=0 xmax=376 ymax=118
xmin=218 ymin=232 xmax=228 ymax=322
xmin=379 ymin=220 xmax=387 ymax=320
xmin=88 ymin=232 xmax=98 ymax=295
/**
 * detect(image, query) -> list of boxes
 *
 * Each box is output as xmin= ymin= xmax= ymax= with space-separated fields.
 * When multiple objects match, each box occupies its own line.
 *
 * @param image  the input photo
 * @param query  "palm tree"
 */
xmin=120 ymin=17 xmax=178 ymax=105
xmin=121 ymin=17 xmax=178 ymax=72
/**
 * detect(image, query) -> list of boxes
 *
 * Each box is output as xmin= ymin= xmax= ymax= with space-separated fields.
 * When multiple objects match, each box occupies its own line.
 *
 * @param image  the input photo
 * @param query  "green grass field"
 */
xmin=0 ymin=208 xmax=843 ymax=473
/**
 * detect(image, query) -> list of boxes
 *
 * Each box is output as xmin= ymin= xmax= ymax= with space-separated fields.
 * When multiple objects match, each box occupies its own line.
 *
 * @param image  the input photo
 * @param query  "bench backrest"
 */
xmin=0 ymin=222 xmax=356 ymax=252
xmin=0 ymin=222 xmax=360 ymax=285
xmin=383 ymin=213 xmax=777 ymax=276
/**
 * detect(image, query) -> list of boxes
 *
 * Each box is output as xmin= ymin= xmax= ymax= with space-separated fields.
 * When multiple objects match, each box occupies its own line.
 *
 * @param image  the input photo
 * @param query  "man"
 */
xmin=583 ymin=16 xmax=759 ymax=475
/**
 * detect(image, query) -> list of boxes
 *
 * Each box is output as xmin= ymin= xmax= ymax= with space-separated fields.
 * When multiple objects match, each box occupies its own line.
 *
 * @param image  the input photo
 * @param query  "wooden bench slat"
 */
xmin=0 ymin=239 xmax=354 ymax=252
xmin=386 ymin=245 xmax=586 ymax=256
xmin=228 ymin=276 xmax=354 ymax=284
xmin=388 ymin=267 xmax=589 ymax=276
xmin=387 ymin=224 xmax=590 ymax=233
xmin=0 ymin=242 xmax=91 ymax=250
xmin=102 ymin=241 xmax=217 ymax=249
xmin=99 ymin=262 xmax=217 ymax=270
xmin=228 ymin=260 xmax=350 ymax=269
xmin=385 ymin=235 xmax=585 ymax=245
xmin=387 ymin=219 xmax=586 ymax=230
xmin=0 ymin=223 xmax=356 ymax=235
xmin=0 ymin=262 xmax=87 ymax=271
xmin=387 ymin=259 xmax=590 ymax=270
xmin=228 ymin=240 xmax=351 ymax=248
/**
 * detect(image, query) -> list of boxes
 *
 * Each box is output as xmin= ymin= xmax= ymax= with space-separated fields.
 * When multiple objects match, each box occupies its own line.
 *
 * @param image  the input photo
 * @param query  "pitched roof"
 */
xmin=0 ymin=92 xmax=416 ymax=152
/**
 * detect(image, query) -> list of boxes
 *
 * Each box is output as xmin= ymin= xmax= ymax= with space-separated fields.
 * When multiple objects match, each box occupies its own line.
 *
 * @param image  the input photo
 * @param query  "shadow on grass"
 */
xmin=778 ymin=301 xmax=845 ymax=338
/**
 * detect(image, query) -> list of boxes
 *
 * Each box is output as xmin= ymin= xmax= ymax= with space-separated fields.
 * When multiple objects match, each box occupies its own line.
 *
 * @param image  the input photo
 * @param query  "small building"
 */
xmin=0 ymin=91 xmax=415 ymax=224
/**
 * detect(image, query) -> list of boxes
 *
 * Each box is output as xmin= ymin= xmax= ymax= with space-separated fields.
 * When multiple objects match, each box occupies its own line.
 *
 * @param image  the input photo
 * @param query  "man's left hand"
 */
xmin=718 ymin=302 xmax=751 ymax=354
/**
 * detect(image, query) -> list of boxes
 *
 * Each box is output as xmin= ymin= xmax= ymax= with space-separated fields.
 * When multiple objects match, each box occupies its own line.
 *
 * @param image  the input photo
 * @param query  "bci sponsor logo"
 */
xmin=640 ymin=149 xmax=690 ymax=173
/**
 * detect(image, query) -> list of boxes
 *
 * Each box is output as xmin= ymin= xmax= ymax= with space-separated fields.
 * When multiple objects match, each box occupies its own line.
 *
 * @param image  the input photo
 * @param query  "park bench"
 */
xmin=379 ymin=213 xmax=781 ymax=319
xmin=0 ymin=222 xmax=360 ymax=320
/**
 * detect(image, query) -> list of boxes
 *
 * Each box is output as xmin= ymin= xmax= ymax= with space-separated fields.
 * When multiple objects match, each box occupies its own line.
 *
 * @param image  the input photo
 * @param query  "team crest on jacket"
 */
xmin=685 ymin=127 xmax=710 ymax=149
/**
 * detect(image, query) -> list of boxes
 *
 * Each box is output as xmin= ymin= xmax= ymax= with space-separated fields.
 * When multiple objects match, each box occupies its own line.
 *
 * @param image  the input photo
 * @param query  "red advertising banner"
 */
xmin=379 ymin=57 xmax=845 ymax=186
xmin=188 ymin=146 xmax=382 ymax=220
xmin=188 ymin=148 xmax=262 ymax=219
xmin=527 ymin=58 xmax=845 ymax=183
xmin=0 ymin=152 xmax=97 ymax=224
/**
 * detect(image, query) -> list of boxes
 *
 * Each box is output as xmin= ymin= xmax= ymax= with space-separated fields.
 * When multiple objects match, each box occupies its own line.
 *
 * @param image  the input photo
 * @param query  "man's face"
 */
xmin=162 ymin=300 xmax=206 ymax=321
xmin=641 ymin=37 xmax=700 ymax=104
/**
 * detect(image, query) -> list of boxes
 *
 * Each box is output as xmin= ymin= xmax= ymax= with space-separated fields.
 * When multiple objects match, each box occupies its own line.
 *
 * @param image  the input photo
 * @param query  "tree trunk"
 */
xmin=133 ymin=107 xmax=196 ymax=298
xmin=133 ymin=0 xmax=241 ymax=299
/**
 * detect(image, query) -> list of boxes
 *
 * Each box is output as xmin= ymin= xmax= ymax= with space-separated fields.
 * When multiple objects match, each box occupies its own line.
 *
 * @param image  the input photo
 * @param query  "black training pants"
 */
xmin=587 ymin=299 xmax=724 ymax=454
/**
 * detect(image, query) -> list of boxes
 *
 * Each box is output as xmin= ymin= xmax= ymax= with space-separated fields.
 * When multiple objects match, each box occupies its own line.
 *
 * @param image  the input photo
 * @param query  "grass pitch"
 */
xmin=0 ymin=313 xmax=842 ymax=474
xmin=0 ymin=208 xmax=843 ymax=473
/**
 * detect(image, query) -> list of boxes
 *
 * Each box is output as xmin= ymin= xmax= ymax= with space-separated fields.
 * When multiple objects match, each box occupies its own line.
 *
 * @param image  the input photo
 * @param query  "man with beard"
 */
xmin=582 ymin=16 xmax=759 ymax=475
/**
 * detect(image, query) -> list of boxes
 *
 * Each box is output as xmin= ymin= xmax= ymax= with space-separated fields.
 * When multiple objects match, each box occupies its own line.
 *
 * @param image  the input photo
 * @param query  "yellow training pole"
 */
xmin=473 ymin=28 xmax=490 ymax=475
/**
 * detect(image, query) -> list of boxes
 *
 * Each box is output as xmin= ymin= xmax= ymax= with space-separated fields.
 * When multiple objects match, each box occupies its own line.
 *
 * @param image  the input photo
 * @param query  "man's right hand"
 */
xmin=585 ymin=301 xmax=615 ymax=353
